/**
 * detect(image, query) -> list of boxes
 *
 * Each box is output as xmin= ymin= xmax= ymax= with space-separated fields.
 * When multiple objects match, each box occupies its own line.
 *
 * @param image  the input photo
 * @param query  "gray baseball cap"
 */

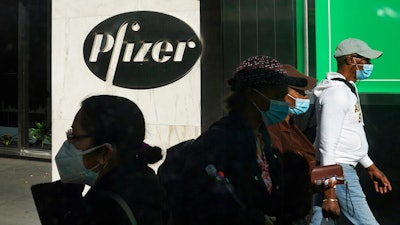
xmin=334 ymin=38 xmax=383 ymax=59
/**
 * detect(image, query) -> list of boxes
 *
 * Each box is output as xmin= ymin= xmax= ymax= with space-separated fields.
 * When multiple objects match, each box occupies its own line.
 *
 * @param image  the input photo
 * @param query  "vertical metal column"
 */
xmin=17 ymin=2 xmax=30 ymax=150
xmin=303 ymin=0 xmax=309 ymax=76
xmin=200 ymin=0 xmax=225 ymax=131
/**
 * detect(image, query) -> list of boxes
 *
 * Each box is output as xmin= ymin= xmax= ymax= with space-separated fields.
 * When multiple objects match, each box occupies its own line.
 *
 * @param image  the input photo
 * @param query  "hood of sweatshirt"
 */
xmin=313 ymin=72 xmax=355 ymax=98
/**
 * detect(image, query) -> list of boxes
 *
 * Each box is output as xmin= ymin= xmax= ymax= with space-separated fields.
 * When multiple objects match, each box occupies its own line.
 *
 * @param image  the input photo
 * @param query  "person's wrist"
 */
xmin=324 ymin=186 xmax=336 ymax=197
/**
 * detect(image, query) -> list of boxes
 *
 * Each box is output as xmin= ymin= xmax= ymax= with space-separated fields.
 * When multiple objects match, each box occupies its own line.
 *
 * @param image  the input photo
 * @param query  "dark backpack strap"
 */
xmin=331 ymin=78 xmax=357 ymax=96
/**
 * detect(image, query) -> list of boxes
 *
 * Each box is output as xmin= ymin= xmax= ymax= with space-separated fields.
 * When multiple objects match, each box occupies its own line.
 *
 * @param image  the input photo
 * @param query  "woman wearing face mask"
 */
xmin=265 ymin=64 xmax=320 ymax=225
xmin=267 ymin=64 xmax=318 ymax=171
xmin=31 ymin=95 xmax=167 ymax=225
xmin=170 ymin=55 xmax=298 ymax=225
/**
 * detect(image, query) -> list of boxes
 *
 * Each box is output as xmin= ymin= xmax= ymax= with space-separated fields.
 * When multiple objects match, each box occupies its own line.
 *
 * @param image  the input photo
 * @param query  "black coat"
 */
xmin=175 ymin=111 xmax=286 ymax=225
xmin=31 ymin=164 xmax=167 ymax=225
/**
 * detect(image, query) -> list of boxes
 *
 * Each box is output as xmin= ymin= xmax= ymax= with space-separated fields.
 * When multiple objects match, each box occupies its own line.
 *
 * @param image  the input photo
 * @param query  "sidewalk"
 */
xmin=0 ymin=156 xmax=397 ymax=225
xmin=0 ymin=157 xmax=51 ymax=225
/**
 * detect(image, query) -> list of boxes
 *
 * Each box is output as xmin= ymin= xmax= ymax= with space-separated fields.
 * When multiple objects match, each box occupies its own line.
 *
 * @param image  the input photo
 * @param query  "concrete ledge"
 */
xmin=0 ymin=147 xmax=51 ymax=161
xmin=21 ymin=149 xmax=51 ymax=160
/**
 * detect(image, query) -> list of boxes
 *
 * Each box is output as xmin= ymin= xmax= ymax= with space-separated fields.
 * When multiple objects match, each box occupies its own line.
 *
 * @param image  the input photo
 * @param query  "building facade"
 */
xmin=0 ymin=0 xmax=399 ymax=223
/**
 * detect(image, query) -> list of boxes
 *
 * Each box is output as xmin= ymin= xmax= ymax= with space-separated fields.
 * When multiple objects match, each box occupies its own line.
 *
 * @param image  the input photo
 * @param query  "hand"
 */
xmin=264 ymin=215 xmax=276 ymax=225
xmin=321 ymin=188 xmax=340 ymax=218
xmin=313 ymin=177 xmax=338 ymax=192
xmin=367 ymin=164 xmax=392 ymax=194
xmin=322 ymin=199 xmax=340 ymax=219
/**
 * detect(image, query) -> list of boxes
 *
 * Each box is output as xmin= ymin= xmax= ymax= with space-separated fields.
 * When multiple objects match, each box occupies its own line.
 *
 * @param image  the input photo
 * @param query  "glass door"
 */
xmin=0 ymin=0 xmax=51 ymax=156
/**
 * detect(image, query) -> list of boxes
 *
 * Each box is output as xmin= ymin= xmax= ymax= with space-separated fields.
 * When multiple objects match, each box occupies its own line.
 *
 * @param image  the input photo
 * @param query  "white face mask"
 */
xmin=55 ymin=140 xmax=107 ymax=186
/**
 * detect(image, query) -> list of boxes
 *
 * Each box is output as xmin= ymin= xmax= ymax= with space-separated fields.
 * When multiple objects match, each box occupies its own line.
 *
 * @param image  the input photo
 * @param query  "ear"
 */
xmin=98 ymin=143 xmax=114 ymax=165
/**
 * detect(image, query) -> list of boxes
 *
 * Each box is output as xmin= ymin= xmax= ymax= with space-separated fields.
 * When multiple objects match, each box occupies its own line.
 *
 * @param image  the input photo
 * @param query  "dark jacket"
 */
xmin=31 ymin=164 xmax=167 ymax=225
xmin=175 ymin=111 xmax=285 ymax=225
xmin=267 ymin=118 xmax=316 ymax=171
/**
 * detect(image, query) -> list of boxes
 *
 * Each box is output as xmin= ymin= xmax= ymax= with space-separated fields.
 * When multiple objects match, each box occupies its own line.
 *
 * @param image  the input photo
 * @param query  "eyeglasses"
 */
xmin=66 ymin=129 xmax=90 ymax=141
xmin=352 ymin=55 xmax=371 ymax=64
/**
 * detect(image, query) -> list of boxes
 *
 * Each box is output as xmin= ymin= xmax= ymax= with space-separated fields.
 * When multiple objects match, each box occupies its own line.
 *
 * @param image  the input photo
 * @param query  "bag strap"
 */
xmin=304 ymin=102 xmax=315 ymax=129
xmin=106 ymin=192 xmax=137 ymax=225
xmin=331 ymin=78 xmax=357 ymax=96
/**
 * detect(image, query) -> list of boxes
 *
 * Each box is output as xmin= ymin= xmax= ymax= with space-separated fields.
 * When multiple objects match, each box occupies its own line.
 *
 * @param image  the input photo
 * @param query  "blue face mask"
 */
xmin=252 ymin=89 xmax=289 ymax=125
xmin=356 ymin=64 xmax=373 ymax=80
xmin=354 ymin=59 xmax=373 ymax=80
xmin=55 ymin=141 xmax=108 ymax=186
xmin=287 ymin=94 xmax=310 ymax=115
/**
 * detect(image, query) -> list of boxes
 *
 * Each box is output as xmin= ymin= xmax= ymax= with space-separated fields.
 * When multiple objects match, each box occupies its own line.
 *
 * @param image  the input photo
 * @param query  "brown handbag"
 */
xmin=311 ymin=164 xmax=345 ymax=184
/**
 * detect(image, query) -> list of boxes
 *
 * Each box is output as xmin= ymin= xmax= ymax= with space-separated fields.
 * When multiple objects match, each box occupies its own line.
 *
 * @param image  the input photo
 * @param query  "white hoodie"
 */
xmin=313 ymin=72 xmax=373 ymax=168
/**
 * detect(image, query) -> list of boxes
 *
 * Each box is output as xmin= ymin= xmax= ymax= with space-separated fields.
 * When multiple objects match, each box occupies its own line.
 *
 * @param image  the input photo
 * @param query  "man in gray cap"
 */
xmin=311 ymin=38 xmax=392 ymax=225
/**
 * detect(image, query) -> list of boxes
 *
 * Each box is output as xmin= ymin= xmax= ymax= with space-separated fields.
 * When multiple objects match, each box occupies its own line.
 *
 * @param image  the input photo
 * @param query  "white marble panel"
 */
xmin=53 ymin=0 xmax=199 ymax=19
xmin=111 ymin=64 xmax=201 ymax=126
xmin=52 ymin=0 xmax=201 ymax=178
xmin=136 ymin=0 xmax=199 ymax=13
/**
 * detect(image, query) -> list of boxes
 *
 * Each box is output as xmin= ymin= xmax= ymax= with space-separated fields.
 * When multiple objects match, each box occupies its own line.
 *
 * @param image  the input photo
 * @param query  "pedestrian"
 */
xmin=267 ymin=64 xmax=340 ymax=225
xmin=31 ymin=95 xmax=167 ymax=225
xmin=311 ymin=38 xmax=392 ymax=225
xmin=174 ymin=55 xmax=302 ymax=225
xmin=267 ymin=64 xmax=318 ymax=171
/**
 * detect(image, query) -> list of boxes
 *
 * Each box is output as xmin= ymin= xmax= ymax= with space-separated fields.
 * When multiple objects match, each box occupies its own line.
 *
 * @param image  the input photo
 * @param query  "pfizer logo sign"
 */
xmin=83 ymin=11 xmax=202 ymax=89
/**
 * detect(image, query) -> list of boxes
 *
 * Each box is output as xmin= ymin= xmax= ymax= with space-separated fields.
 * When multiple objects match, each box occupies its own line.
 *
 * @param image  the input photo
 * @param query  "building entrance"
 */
xmin=0 ymin=0 xmax=51 ymax=159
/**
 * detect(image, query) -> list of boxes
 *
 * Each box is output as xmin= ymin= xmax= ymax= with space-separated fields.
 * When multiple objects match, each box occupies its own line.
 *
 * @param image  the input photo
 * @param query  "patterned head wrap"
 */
xmin=228 ymin=55 xmax=288 ymax=91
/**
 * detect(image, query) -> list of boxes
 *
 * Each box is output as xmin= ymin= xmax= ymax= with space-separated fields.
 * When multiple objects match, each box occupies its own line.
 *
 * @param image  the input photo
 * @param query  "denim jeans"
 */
xmin=310 ymin=164 xmax=379 ymax=225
